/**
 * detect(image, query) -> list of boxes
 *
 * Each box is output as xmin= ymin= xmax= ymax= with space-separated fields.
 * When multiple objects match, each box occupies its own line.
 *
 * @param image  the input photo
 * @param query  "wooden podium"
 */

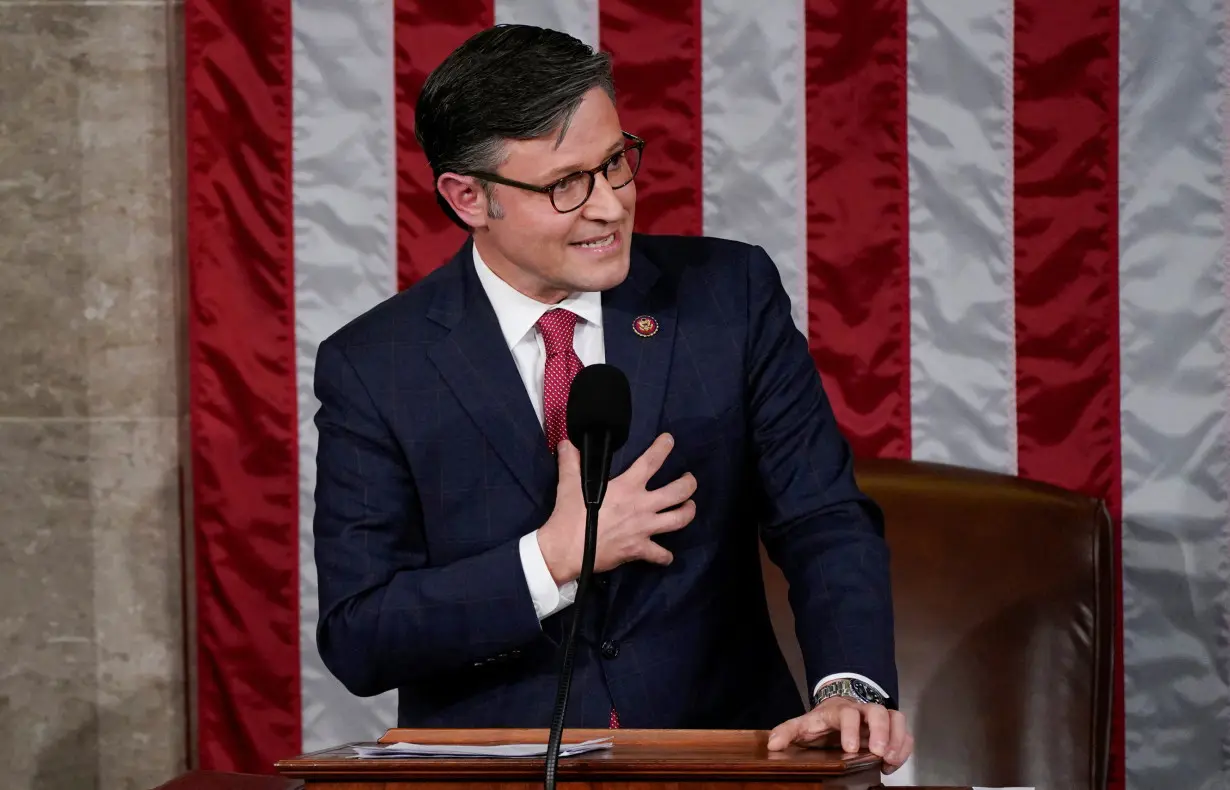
xmin=274 ymin=728 xmax=885 ymax=788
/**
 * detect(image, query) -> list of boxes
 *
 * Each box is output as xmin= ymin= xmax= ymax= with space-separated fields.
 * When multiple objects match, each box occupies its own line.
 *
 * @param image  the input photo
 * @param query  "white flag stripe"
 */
xmin=905 ymin=0 xmax=1017 ymax=473
xmin=495 ymin=0 xmax=600 ymax=50
xmin=1118 ymin=0 xmax=1229 ymax=785
xmin=292 ymin=0 xmax=400 ymax=751
xmin=701 ymin=0 xmax=808 ymax=331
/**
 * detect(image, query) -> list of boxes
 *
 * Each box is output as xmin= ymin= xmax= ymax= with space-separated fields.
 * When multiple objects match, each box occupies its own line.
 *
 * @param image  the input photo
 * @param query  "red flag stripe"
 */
xmin=600 ymin=0 xmax=704 ymax=236
xmin=1012 ymin=1 xmax=1123 ymax=786
xmin=804 ymin=0 xmax=911 ymax=460
xmin=395 ymin=1 xmax=495 ymax=290
xmin=185 ymin=0 xmax=300 ymax=771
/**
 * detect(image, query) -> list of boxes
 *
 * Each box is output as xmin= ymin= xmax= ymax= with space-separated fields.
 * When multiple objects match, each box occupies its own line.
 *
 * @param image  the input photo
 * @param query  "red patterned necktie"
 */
xmin=536 ymin=309 xmax=619 ymax=728
xmin=536 ymin=308 xmax=584 ymax=452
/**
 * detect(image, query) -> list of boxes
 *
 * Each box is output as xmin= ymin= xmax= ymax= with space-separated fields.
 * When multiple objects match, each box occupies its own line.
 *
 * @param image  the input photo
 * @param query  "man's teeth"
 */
xmin=575 ymin=234 xmax=615 ymax=248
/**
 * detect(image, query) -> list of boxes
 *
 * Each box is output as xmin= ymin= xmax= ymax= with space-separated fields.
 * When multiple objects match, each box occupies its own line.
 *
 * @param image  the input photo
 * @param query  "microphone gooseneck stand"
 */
xmin=543 ymin=430 xmax=612 ymax=790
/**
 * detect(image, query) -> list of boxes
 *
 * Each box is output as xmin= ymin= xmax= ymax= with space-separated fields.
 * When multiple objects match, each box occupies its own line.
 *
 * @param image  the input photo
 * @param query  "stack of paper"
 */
xmin=352 ymin=737 xmax=615 ymax=759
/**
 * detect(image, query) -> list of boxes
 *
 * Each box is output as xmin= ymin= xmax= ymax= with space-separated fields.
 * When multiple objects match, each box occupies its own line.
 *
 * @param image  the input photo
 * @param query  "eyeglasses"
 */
xmin=463 ymin=132 xmax=645 ymax=214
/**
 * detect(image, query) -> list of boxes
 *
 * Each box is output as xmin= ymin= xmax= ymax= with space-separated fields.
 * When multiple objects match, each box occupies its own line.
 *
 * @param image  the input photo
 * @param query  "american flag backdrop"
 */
xmin=184 ymin=1 xmax=1230 ymax=788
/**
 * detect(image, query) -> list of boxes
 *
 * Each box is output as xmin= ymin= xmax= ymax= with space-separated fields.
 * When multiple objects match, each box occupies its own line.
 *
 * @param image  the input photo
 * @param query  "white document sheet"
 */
xmin=352 ymin=736 xmax=614 ymax=759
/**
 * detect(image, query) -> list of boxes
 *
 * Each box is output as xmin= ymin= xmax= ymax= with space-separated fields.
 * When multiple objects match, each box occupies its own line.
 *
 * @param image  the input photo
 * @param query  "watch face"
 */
xmin=851 ymin=679 xmax=880 ymax=704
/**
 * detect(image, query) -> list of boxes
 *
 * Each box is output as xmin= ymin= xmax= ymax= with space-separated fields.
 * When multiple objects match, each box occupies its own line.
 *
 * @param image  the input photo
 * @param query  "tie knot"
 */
xmin=536 ymin=308 xmax=579 ymax=357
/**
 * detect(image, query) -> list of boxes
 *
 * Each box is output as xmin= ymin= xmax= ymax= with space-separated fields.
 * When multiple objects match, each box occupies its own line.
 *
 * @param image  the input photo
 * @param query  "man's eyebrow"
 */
xmin=539 ymin=139 xmax=626 ymax=181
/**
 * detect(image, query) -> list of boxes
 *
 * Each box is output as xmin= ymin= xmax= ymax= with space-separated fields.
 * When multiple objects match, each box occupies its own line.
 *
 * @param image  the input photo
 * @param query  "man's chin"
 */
xmin=563 ymin=251 xmax=630 ymax=292
xmin=588 ymin=259 xmax=631 ymax=293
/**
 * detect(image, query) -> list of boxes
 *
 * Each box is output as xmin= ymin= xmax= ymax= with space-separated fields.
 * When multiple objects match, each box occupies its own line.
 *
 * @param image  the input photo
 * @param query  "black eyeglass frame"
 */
xmin=460 ymin=131 xmax=645 ymax=214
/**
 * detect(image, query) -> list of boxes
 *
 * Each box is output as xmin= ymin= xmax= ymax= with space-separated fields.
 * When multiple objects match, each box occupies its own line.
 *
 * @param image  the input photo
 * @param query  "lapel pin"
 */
xmin=633 ymin=315 xmax=659 ymax=338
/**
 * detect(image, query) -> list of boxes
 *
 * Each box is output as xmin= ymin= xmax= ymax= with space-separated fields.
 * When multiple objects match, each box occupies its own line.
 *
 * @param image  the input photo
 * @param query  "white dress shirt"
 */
xmin=470 ymin=244 xmax=888 ymax=704
xmin=471 ymin=244 xmax=600 ymax=621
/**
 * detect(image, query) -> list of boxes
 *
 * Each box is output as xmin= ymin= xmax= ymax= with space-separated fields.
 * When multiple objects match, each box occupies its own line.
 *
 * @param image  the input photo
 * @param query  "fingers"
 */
xmin=555 ymin=439 xmax=580 ymax=479
xmin=624 ymin=433 xmax=675 ymax=484
xmin=647 ymin=499 xmax=696 ymax=535
xmin=766 ymin=717 xmax=803 ymax=751
xmin=625 ymin=500 xmax=691 ymax=565
xmin=767 ymin=710 xmax=837 ymax=751
xmin=895 ymin=734 xmax=915 ymax=770
xmin=645 ymin=472 xmax=697 ymax=513
xmin=637 ymin=540 xmax=675 ymax=566
xmin=882 ymin=711 xmax=911 ymax=768
xmin=771 ymin=702 xmax=911 ymax=770
xmin=839 ymin=705 xmax=862 ymax=754
xmin=881 ymin=731 xmax=914 ymax=774
xmin=863 ymin=704 xmax=890 ymax=757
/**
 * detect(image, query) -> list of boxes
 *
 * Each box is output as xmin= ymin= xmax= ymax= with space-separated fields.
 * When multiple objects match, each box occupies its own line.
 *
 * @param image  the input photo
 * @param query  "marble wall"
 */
xmin=0 ymin=1 xmax=188 ymax=788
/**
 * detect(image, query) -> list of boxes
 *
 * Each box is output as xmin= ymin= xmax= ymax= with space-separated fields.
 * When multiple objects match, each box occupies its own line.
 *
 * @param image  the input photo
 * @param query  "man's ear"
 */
xmin=436 ymin=173 xmax=490 ymax=230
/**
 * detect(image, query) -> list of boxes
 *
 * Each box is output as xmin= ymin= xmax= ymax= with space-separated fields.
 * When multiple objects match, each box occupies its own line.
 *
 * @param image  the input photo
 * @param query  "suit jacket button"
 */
xmin=600 ymin=640 xmax=619 ymax=659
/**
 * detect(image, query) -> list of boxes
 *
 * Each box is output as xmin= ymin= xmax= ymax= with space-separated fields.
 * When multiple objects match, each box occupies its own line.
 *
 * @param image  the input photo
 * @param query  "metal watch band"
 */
xmin=811 ymin=677 xmax=886 ymax=708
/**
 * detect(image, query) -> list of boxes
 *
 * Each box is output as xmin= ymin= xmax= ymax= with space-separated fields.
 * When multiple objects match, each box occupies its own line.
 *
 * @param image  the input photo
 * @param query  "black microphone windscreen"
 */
xmin=566 ymin=364 xmax=631 ymax=451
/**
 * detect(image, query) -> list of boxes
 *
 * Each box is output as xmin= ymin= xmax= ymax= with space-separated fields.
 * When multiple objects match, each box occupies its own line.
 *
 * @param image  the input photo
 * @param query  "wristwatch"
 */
xmin=811 ymin=677 xmax=886 ymax=708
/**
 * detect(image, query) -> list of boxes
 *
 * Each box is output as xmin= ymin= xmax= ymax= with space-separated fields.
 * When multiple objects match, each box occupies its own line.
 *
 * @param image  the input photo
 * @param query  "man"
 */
xmin=313 ymin=24 xmax=913 ymax=773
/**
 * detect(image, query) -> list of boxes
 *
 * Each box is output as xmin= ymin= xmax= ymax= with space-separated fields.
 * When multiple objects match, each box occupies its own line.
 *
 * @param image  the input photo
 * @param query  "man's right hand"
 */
xmin=536 ymin=433 xmax=697 ymax=585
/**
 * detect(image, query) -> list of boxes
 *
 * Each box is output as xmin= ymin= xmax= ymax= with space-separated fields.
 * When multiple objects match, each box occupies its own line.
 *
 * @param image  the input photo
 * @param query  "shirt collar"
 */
xmin=472 ymin=243 xmax=604 ymax=350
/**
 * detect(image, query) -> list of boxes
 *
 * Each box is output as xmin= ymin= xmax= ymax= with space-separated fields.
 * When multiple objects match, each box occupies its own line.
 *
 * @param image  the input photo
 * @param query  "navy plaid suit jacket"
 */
xmin=312 ymin=233 xmax=897 ymax=729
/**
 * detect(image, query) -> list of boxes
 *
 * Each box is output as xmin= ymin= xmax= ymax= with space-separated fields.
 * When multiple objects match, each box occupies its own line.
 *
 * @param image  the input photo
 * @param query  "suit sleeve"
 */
xmin=312 ymin=337 xmax=545 ymax=697
xmin=742 ymin=245 xmax=899 ymax=704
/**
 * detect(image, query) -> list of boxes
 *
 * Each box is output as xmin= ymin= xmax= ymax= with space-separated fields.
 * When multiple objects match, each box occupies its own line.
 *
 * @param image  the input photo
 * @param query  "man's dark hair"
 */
xmin=415 ymin=24 xmax=616 ymax=230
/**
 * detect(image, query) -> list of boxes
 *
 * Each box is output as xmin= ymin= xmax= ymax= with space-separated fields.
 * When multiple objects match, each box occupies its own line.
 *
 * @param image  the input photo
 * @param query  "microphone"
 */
xmin=543 ymin=364 xmax=631 ymax=790
xmin=567 ymin=364 xmax=632 ymax=506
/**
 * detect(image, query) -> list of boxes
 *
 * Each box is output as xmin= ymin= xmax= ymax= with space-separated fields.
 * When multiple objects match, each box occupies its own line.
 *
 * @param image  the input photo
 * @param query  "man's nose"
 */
xmin=580 ymin=173 xmax=626 ymax=222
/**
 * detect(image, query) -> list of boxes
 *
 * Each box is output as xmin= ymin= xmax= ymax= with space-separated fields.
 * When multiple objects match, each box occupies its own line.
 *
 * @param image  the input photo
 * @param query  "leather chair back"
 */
xmin=762 ymin=458 xmax=1113 ymax=789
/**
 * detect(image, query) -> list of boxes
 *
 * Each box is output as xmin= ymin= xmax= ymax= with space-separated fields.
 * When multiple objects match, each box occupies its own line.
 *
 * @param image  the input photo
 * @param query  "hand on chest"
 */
xmin=405 ymin=314 xmax=743 ymax=563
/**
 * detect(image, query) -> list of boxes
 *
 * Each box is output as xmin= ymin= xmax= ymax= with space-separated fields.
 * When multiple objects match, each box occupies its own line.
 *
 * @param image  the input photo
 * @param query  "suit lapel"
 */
xmin=601 ymin=240 xmax=677 ymax=610
xmin=427 ymin=242 xmax=556 ymax=509
xmin=602 ymin=244 xmax=677 ymax=476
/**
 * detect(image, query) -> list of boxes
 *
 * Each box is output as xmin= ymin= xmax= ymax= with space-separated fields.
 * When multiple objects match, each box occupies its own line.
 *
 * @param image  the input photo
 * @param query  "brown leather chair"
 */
xmin=762 ymin=457 xmax=1114 ymax=789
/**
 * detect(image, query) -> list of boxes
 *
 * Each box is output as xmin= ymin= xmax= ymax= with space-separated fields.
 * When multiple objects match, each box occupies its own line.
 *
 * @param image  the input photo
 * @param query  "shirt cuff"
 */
xmin=812 ymin=673 xmax=891 ymax=703
xmin=518 ymin=531 xmax=577 ymax=620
